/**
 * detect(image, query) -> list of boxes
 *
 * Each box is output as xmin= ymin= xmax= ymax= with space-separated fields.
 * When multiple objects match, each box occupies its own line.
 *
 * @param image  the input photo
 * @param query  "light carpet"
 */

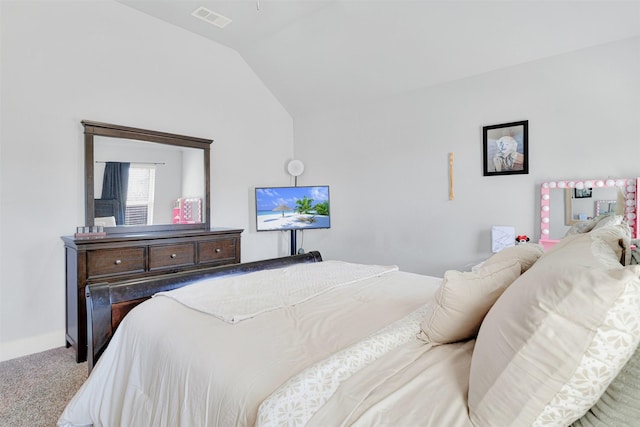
xmin=0 ymin=347 xmax=87 ymax=427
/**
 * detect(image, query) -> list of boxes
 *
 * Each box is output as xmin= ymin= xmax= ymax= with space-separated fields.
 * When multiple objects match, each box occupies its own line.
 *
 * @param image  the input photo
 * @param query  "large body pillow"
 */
xmin=468 ymin=225 xmax=640 ymax=427
xmin=539 ymin=223 xmax=630 ymax=269
xmin=573 ymin=342 xmax=640 ymax=426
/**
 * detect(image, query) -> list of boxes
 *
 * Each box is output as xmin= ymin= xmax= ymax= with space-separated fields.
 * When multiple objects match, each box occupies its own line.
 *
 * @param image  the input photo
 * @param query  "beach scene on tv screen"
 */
xmin=256 ymin=186 xmax=330 ymax=231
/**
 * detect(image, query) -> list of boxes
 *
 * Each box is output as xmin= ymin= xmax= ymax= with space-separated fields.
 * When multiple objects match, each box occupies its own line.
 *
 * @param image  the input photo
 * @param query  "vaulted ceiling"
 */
xmin=118 ymin=1 xmax=640 ymax=118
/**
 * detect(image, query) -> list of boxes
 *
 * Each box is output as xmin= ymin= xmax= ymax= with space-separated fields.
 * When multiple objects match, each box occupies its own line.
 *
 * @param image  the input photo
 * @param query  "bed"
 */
xmin=58 ymin=223 xmax=640 ymax=427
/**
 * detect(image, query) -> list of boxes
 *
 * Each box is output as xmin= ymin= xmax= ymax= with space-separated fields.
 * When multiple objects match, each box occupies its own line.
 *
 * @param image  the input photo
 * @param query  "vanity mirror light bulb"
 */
xmin=595 ymin=180 xmax=604 ymax=187
xmin=548 ymin=182 xmax=557 ymax=188
xmin=542 ymin=205 xmax=549 ymax=212
xmin=542 ymin=217 xmax=549 ymax=223
xmin=542 ymin=194 xmax=550 ymax=200
xmin=575 ymin=182 xmax=585 ymax=189
xmin=541 ymin=228 xmax=549 ymax=235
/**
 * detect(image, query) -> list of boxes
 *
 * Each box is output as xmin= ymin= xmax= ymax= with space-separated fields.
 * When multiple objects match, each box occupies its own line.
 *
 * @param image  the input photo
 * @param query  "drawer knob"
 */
xmin=215 ymin=248 xmax=222 ymax=253
xmin=170 ymin=253 xmax=177 ymax=258
xmin=114 ymin=259 xmax=122 ymax=265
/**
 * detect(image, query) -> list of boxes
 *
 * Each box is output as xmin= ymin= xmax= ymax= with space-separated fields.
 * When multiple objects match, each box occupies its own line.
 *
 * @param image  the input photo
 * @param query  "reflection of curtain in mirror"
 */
xmin=101 ymin=162 xmax=130 ymax=225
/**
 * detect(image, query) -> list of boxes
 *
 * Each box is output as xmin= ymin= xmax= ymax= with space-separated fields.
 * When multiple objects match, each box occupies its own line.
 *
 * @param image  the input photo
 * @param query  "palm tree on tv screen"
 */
xmin=295 ymin=196 xmax=314 ymax=214
xmin=314 ymin=201 xmax=329 ymax=216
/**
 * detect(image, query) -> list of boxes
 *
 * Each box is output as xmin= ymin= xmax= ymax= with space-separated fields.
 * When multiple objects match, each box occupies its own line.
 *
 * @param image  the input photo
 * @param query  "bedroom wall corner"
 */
xmin=0 ymin=0 xmax=293 ymax=361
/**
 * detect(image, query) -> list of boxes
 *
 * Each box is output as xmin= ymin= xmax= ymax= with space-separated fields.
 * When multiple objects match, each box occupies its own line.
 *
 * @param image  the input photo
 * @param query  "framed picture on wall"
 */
xmin=482 ymin=120 xmax=528 ymax=176
xmin=574 ymin=188 xmax=593 ymax=199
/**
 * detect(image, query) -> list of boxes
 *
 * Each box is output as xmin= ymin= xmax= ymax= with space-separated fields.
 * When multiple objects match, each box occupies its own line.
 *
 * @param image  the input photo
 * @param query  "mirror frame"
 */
xmin=83 ymin=120 xmax=212 ymax=234
xmin=539 ymin=178 xmax=637 ymax=249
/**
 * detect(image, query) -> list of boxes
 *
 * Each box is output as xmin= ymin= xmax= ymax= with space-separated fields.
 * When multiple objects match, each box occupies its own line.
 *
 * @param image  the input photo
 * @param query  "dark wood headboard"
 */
xmin=85 ymin=251 xmax=323 ymax=371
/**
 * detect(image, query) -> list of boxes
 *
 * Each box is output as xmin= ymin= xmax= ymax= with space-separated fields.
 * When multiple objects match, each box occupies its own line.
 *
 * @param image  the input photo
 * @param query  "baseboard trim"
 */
xmin=0 ymin=330 xmax=66 ymax=362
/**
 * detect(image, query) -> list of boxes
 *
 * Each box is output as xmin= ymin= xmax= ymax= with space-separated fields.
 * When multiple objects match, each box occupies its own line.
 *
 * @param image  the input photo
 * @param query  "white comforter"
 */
xmin=58 ymin=261 xmax=457 ymax=427
xmin=154 ymin=261 xmax=399 ymax=323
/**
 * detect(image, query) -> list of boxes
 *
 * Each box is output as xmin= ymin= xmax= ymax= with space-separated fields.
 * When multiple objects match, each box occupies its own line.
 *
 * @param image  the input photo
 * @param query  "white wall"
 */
xmin=0 ymin=1 xmax=294 ymax=361
xmin=2 ymin=2 xmax=639 ymax=362
xmin=182 ymin=148 xmax=205 ymax=210
xmin=293 ymin=37 xmax=640 ymax=276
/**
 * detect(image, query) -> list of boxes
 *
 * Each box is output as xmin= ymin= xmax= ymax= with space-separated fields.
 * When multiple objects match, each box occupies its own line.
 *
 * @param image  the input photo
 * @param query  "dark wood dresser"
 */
xmin=62 ymin=228 xmax=242 ymax=362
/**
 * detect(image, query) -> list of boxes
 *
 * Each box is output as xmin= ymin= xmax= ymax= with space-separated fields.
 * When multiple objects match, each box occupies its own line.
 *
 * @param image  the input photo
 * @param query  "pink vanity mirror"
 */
xmin=539 ymin=178 xmax=638 ymax=250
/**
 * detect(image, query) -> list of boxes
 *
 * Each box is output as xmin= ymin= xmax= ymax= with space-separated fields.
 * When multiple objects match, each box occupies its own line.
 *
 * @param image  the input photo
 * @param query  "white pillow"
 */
xmin=592 ymin=214 xmax=623 ymax=230
xmin=417 ymin=260 xmax=521 ymax=344
xmin=94 ymin=216 xmax=116 ymax=227
xmin=468 ymin=255 xmax=640 ymax=427
xmin=540 ymin=223 xmax=630 ymax=269
xmin=573 ymin=342 xmax=640 ymax=426
xmin=483 ymin=243 xmax=544 ymax=273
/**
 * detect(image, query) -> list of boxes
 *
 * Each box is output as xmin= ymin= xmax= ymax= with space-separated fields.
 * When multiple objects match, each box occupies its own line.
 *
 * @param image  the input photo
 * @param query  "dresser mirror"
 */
xmin=83 ymin=120 xmax=212 ymax=234
xmin=539 ymin=178 xmax=637 ymax=247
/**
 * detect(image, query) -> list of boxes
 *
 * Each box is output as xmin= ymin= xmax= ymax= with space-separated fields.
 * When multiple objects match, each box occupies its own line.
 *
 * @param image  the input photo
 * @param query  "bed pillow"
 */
xmin=482 ymin=243 xmax=544 ymax=273
xmin=564 ymin=219 xmax=598 ymax=236
xmin=592 ymin=214 xmax=624 ymax=230
xmin=417 ymin=259 xmax=521 ymax=344
xmin=572 ymin=342 xmax=640 ymax=427
xmin=468 ymin=261 xmax=640 ymax=427
xmin=564 ymin=215 xmax=623 ymax=237
xmin=94 ymin=216 xmax=116 ymax=227
xmin=537 ymin=223 xmax=630 ymax=269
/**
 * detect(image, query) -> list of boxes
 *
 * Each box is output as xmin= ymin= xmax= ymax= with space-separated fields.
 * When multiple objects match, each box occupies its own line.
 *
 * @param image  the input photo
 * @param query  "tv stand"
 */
xmin=290 ymin=229 xmax=297 ymax=255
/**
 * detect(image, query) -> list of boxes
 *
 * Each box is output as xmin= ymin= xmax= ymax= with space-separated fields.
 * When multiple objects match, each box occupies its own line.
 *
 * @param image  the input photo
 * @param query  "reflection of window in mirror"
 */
xmin=125 ymin=164 xmax=156 ymax=225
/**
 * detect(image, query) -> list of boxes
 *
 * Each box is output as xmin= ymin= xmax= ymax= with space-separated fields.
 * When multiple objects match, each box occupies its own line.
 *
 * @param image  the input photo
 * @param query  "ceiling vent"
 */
xmin=191 ymin=6 xmax=232 ymax=28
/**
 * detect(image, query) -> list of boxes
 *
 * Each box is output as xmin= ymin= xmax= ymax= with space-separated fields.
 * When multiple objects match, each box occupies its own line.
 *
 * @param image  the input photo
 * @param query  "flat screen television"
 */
xmin=255 ymin=185 xmax=330 ymax=231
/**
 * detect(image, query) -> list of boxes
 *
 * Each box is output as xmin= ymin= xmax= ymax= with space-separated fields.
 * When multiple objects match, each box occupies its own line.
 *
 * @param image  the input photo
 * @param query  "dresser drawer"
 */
xmin=87 ymin=247 xmax=146 ymax=278
xmin=149 ymin=243 xmax=195 ymax=270
xmin=63 ymin=228 xmax=242 ymax=364
xmin=199 ymin=239 xmax=237 ymax=264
